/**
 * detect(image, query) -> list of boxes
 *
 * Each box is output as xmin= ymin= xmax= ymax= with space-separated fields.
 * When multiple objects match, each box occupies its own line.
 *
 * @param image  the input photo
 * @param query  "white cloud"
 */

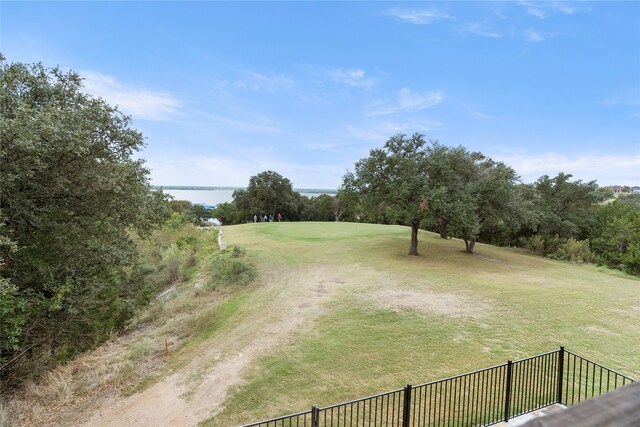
xmin=397 ymin=88 xmax=443 ymax=111
xmin=386 ymin=8 xmax=453 ymax=25
xmin=471 ymin=110 xmax=501 ymax=120
xmin=520 ymin=1 xmax=581 ymax=18
xmin=522 ymin=29 xmax=545 ymax=42
xmin=496 ymin=151 xmax=640 ymax=186
xmin=329 ymin=68 xmax=377 ymax=88
xmin=464 ymin=22 xmax=502 ymax=38
xmin=368 ymin=88 xmax=443 ymax=116
xmin=81 ymin=71 xmax=180 ymax=121
xmin=526 ymin=7 xmax=546 ymax=19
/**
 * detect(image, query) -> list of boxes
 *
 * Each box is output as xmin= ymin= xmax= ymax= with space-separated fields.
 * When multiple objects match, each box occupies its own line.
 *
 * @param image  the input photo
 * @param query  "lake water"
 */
xmin=161 ymin=188 xmax=336 ymax=206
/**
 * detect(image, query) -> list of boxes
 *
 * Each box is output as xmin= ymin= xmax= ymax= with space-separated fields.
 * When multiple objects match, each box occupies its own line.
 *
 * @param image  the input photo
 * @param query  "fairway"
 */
xmin=205 ymin=222 xmax=640 ymax=426
xmin=12 ymin=222 xmax=639 ymax=427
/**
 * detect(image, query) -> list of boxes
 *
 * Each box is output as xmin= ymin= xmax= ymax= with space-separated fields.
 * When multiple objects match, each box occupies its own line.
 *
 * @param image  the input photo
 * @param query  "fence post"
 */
xmin=311 ymin=405 xmax=319 ymax=427
xmin=504 ymin=360 xmax=513 ymax=422
xmin=556 ymin=346 xmax=565 ymax=404
xmin=402 ymin=384 xmax=412 ymax=427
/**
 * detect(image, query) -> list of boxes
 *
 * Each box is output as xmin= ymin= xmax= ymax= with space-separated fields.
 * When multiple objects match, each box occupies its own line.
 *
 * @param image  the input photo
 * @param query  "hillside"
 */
xmin=4 ymin=222 xmax=639 ymax=427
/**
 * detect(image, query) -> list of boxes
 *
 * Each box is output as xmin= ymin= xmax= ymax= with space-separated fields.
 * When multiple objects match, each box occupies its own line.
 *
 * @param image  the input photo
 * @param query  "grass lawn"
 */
xmin=205 ymin=222 xmax=640 ymax=426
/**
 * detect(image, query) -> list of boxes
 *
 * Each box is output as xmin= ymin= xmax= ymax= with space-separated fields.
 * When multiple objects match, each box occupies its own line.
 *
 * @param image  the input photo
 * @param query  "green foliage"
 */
xmin=0 ymin=58 xmax=169 ymax=380
xmin=208 ymin=247 xmax=256 ymax=288
xmin=345 ymin=136 xmax=530 ymax=254
xmin=212 ymin=202 xmax=240 ymax=225
xmin=618 ymin=193 xmax=640 ymax=209
xmin=166 ymin=199 xmax=211 ymax=226
xmin=346 ymin=133 xmax=433 ymax=255
xmin=518 ymin=235 xmax=545 ymax=255
xmin=590 ymin=200 xmax=640 ymax=275
xmin=533 ymin=173 xmax=600 ymax=240
xmin=160 ymin=244 xmax=191 ymax=284
xmin=0 ymin=280 xmax=29 ymax=355
xmin=547 ymin=238 xmax=593 ymax=263
xmin=425 ymin=144 xmax=531 ymax=253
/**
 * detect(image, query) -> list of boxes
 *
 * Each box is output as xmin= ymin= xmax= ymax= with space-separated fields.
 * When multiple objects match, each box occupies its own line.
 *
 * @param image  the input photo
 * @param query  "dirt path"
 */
xmin=80 ymin=265 xmax=349 ymax=427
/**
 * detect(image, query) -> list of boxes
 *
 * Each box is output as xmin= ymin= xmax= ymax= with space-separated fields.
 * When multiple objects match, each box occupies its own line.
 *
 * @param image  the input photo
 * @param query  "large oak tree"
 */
xmin=0 ymin=58 xmax=167 ymax=379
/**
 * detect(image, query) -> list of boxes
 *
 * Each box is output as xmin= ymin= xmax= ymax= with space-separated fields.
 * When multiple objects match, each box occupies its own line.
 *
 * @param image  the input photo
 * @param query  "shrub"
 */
xmin=160 ymin=244 xmax=190 ymax=284
xmin=518 ymin=235 xmax=545 ymax=255
xmin=208 ymin=247 xmax=256 ymax=288
xmin=548 ymin=238 xmax=593 ymax=263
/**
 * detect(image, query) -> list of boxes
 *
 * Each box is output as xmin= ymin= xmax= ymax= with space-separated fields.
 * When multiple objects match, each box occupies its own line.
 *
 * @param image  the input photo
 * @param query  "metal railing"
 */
xmin=240 ymin=347 xmax=635 ymax=427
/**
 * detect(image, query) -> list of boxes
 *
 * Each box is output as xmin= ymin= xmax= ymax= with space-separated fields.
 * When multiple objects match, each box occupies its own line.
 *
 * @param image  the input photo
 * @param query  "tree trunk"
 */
xmin=408 ymin=222 xmax=420 ymax=256
xmin=464 ymin=238 xmax=475 ymax=254
xmin=437 ymin=218 xmax=448 ymax=239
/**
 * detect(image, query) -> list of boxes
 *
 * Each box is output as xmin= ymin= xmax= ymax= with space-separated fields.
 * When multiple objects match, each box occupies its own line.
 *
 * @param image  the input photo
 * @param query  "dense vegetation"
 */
xmin=0 ymin=59 xmax=169 ymax=386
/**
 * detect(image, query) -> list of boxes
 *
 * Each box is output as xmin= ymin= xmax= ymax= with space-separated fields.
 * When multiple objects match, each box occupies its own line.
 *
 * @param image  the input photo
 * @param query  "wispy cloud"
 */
xmin=525 ymin=7 xmax=546 ymax=19
xmin=471 ymin=109 xmax=501 ymax=120
xmin=522 ymin=29 xmax=545 ymax=42
xmin=497 ymin=151 xmax=640 ymax=185
xmin=329 ymin=68 xmax=377 ymax=88
xmin=464 ymin=22 xmax=502 ymax=38
xmin=397 ymin=88 xmax=443 ymax=111
xmin=386 ymin=8 xmax=453 ymax=25
xmin=81 ymin=71 xmax=180 ymax=121
xmin=519 ymin=1 xmax=584 ymax=19
xmin=369 ymin=88 xmax=443 ymax=116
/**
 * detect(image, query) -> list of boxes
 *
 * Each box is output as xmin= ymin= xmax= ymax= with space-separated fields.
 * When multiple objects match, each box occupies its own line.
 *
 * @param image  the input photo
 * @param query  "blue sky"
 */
xmin=2 ymin=1 xmax=639 ymax=188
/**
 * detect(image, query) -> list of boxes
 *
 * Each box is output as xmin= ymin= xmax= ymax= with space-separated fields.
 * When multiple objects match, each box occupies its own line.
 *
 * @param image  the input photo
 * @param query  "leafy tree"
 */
xmin=533 ymin=173 xmax=601 ymax=240
xmin=426 ymin=144 xmax=530 ymax=253
xmin=0 ymin=58 xmax=168 ymax=379
xmin=333 ymin=187 xmax=359 ymax=222
xmin=299 ymin=194 xmax=334 ymax=221
xmin=345 ymin=133 xmax=432 ymax=255
xmin=212 ymin=202 xmax=240 ymax=225
xmin=590 ymin=200 xmax=640 ymax=275
xmin=618 ymin=193 xmax=640 ymax=210
xmin=246 ymin=171 xmax=296 ymax=219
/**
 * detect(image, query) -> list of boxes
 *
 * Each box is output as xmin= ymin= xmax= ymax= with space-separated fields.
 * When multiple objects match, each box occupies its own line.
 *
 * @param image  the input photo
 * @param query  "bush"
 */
xmin=160 ymin=244 xmax=191 ymax=284
xmin=208 ymin=247 xmax=256 ymax=288
xmin=548 ymin=238 xmax=593 ymax=263
xmin=518 ymin=235 xmax=545 ymax=255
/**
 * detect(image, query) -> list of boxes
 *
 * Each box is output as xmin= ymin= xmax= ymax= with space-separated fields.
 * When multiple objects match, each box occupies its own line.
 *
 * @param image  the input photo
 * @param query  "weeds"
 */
xmin=207 ymin=246 xmax=256 ymax=289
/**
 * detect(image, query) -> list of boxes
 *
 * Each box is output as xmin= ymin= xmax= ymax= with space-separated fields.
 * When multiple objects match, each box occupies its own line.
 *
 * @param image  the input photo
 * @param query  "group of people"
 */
xmin=253 ymin=212 xmax=283 ymax=223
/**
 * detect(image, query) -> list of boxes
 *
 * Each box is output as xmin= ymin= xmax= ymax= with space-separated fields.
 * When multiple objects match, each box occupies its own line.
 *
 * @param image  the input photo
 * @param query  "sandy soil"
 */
xmin=366 ymin=288 xmax=493 ymax=319
xmin=78 ymin=265 xmax=350 ymax=427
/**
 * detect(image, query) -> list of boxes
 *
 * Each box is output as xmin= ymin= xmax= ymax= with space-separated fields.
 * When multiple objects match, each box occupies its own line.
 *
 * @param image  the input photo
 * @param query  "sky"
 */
xmin=2 ymin=1 xmax=639 ymax=189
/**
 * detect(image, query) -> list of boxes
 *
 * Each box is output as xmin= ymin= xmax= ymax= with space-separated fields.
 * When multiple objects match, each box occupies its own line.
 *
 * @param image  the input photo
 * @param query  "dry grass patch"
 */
xmin=366 ymin=288 xmax=493 ymax=319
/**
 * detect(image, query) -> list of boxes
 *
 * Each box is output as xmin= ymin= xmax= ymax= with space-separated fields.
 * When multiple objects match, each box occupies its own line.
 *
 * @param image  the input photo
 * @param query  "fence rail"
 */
xmin=240 ymin=347 xmax=635 ymax=427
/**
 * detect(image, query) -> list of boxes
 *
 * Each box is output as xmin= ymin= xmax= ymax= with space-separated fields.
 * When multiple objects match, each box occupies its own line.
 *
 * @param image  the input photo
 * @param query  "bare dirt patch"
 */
xmin=366 ymin=288 xmax=492 ymax=319
xmin=73 ymin=264 xmax=350 ymax=427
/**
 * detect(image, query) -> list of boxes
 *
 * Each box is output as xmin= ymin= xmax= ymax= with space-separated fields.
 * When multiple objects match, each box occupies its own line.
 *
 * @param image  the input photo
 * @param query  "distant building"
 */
xmin=631 ymin=186 xmax=640 ymax=193
xmin=609 ymin=185 xmax=624 ymax=194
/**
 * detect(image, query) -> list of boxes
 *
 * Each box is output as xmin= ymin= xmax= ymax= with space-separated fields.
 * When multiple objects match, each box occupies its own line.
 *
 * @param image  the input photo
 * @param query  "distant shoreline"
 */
xmin=152 ymin=185 xmax=337 ymax=194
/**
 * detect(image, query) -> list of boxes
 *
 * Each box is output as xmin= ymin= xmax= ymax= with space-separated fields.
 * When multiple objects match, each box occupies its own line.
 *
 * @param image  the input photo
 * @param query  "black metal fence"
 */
xmin=239 ymin=347 xmax=635 ymax=427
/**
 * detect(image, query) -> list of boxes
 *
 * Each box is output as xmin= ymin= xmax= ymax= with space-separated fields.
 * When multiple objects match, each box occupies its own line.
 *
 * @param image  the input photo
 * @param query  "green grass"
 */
xmin=199 ymin=222 xmax=639 ymax=426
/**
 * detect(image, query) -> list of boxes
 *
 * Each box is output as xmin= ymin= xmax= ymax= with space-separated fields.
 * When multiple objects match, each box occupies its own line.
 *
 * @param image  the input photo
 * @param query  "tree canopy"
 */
xmin=345 ymin=133 xmax=433 ymax=255
xmin=0 ymin=59 xmax=168 ymax=380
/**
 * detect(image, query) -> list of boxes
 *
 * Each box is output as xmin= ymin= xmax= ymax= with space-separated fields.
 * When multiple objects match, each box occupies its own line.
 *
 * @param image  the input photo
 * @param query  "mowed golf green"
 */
xmin=205 ymin=222 xmax=640 ymax=426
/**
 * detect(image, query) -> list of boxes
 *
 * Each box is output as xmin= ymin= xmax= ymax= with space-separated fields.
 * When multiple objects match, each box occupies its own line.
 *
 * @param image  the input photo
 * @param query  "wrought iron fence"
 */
xmin=240 ymin=347 xmax=635 ymax=427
